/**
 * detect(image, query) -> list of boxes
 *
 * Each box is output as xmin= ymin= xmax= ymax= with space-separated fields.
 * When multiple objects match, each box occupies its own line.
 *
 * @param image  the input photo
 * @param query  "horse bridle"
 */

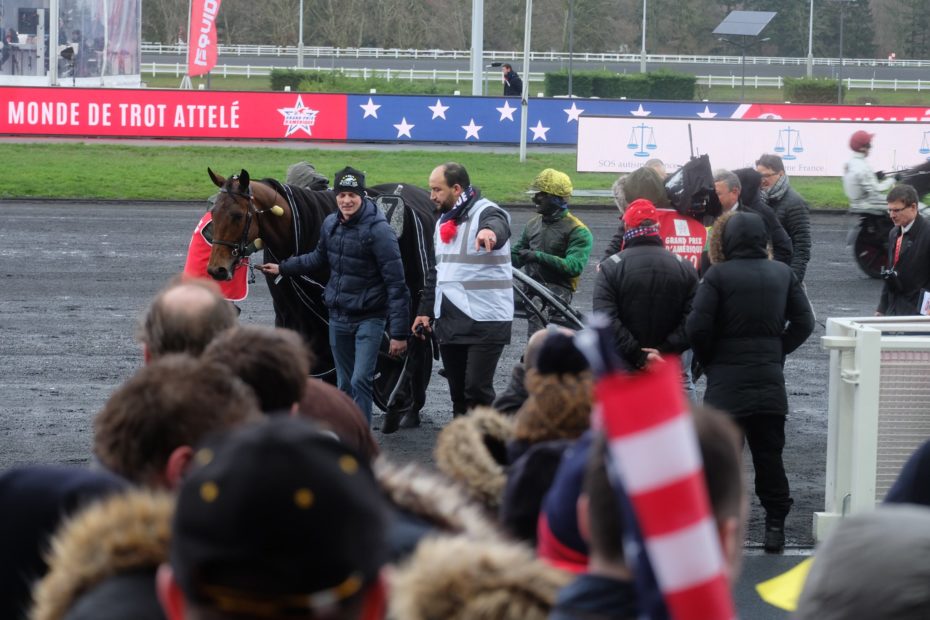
xmin=211 ymin=179 xmax=266 ymax=259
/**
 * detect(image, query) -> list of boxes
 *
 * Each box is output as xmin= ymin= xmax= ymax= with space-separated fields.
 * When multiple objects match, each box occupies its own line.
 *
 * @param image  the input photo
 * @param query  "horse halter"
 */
xmin=211 ymin=179 xmax=265 ymax=259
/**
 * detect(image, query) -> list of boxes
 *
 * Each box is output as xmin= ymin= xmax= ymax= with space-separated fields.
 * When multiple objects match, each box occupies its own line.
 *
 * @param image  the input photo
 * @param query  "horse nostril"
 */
xmin=208 ymin=266 xmax=229 ymax=281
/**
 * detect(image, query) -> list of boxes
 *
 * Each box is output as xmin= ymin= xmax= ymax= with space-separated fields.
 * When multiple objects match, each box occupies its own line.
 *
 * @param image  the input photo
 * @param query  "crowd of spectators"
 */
xmin=4 ymin=151 xmax=929 ymax=620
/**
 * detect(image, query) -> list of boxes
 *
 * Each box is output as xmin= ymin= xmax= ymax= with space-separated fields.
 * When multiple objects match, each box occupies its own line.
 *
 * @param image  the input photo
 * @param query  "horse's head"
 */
xmin=206 ymin=167 xmax=261 ymax=281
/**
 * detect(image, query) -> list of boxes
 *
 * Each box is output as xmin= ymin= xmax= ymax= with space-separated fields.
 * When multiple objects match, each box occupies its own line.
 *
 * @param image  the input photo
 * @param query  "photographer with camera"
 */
xmin=877 ymin=184 xmax=930 ymax=316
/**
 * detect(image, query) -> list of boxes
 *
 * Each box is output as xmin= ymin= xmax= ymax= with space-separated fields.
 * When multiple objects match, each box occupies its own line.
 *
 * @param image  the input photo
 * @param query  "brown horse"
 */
xmin=206 ymin=167 xmax=438 ymax=415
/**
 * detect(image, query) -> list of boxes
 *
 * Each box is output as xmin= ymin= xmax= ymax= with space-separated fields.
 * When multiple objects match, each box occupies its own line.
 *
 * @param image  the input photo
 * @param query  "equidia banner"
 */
xmin=188 ymin=0 xmax=223 ymax=77
xmin=577 ymin=116 xmax=930 ymax=177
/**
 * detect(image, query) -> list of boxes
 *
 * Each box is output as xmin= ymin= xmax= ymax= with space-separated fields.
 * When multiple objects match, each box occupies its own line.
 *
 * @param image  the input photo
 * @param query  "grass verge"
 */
xmin=1 ymin=142 xmax=849 ymax=207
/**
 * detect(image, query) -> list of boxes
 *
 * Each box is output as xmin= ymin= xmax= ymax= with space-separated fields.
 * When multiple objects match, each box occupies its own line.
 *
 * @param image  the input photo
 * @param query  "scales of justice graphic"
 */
xmin=627 ymin=123 xmax=657 ymax=158
xmin=919 ymin=131 xmax=930 ymax=159
xmin=774 ymin=127 xmax=804 ymax=160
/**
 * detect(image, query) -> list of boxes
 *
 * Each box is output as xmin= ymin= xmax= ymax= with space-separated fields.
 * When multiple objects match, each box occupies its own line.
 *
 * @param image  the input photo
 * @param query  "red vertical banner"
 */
xmin=187 ymin=0 xmax=222 ymax=77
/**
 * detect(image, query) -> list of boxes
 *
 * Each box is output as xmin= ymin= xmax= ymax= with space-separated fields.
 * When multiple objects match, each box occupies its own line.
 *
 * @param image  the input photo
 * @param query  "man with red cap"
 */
xmin=593 ymin=198 xmax=698 ymax=369
xmin=843 ymin=129 xmax=895 ymax=212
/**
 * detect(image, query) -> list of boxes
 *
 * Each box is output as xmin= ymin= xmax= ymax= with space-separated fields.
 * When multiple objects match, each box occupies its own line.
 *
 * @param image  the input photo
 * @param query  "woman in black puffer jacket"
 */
xmin=686 ymin=210 xmax=814 ymax=553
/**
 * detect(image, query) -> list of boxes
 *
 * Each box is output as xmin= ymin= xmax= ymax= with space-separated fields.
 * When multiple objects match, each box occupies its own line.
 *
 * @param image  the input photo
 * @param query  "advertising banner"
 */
xmin=737 ymin=103 xmax=930 ymax=122
xmin=188 ymin=0 xmax=222 ymax=77
xmin=577 ymin=116 xmax=930 ymax=176
xmin=0 ymin=88 xmax=348 ymax=140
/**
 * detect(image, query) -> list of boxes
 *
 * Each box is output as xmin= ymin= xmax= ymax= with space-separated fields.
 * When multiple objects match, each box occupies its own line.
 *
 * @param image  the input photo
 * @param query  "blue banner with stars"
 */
xmin=347 ymin=94 xmax=746 ymax=145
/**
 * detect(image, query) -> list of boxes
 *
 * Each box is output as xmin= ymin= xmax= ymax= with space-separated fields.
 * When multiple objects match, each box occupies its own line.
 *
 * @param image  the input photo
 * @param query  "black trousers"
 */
xmin=439 ymin=343 xmax=505 ymax=415
xmin=735 ymin=414 xmax=793 ymax=522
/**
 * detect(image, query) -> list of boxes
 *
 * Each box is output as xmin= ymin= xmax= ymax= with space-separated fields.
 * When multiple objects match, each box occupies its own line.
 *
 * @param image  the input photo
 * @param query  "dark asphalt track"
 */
xmin=0 ymin=202 xmax=881 ymax=617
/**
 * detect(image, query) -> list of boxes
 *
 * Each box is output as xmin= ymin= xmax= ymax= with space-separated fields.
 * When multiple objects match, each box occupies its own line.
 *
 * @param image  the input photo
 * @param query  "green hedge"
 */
xmin=543 ymin=69 xmax=694 ymax=100
xmin=647 ymin=70 xmax=696 ymax=100
xmin=544 ymin=71 xmax=594 ymax=97
xmin=784 ymin=77 xmax=843 ymax=103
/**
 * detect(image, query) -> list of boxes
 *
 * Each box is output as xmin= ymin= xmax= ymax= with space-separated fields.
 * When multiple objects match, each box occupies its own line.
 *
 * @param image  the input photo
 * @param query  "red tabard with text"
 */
xmin=0 ymin=88 xmax=348 ymax=139
xmin=656 ymin=209 xmax=706 ymax=269
xmin=183 ymin=211 xmax=248 ymax=302
xmin=187 ymin=0 xmax=222 ymax=77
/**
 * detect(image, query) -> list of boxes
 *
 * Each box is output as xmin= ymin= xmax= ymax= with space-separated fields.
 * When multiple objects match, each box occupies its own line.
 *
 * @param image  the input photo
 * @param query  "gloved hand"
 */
xmin=518 ymin=249 xmax=537 ymax=263
xmin=876 ymin=170 xmax=887 ymax=181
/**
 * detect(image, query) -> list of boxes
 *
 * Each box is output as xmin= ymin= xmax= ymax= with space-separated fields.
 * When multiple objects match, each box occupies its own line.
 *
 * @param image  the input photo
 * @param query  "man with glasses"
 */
xmin=877 ymin=184 xmax=930 ymax=316
xmin=756 ymin=154 xmax=812 ymax=284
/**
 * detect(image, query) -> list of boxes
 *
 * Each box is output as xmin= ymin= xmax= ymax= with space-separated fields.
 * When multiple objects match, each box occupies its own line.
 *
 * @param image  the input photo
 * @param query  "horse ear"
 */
xmin=239 ymin=169 xmax=250 ymax=189
xmin=208 ymin=167 xmax=225 ymax=188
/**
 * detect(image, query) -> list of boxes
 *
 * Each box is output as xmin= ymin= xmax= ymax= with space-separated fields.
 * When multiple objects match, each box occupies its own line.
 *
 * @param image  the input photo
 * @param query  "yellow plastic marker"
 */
xmin=755 ymin=557 xmax=814 ymax=612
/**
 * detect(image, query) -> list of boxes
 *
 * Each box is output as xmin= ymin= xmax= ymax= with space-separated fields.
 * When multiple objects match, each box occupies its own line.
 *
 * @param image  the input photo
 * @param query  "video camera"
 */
xmin=664 ymin=154 xmax=722 ymax=220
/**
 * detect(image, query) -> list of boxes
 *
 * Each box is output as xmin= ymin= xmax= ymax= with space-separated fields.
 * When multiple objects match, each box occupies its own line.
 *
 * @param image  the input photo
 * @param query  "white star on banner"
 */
xmin=359 ymin=98 xmax=381 ymax=119
xmin=393 ymin=117 xmax=415 ymax=138
xmin=630 ymin=104 xmax=651 ymax=117
xmin=530 ymin=120 xmax=550 ymax=141
xmin=563 ymin=102 xmax=585 ymax=123
xmin=277 ymin=95 xmax=319 ymax=138
xmin=496 ymin=100 xmax=517 ymax=122
xmin=428 ymin=99 xmax=450 ymax=120
xmin=697 ymin=105 xmax=717 ymax=118
xmin=462 ymin=118 xmax=483 ymax=140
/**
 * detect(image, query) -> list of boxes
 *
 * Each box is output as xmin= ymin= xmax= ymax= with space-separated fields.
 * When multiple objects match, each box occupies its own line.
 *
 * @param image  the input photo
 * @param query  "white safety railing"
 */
xmin=819 ymin=316 xmax=930 ymax=543
xmin=141 ymin=43 xmax=930 ymax=69
xmin=140 ymin=63 xmax=930 ymax=92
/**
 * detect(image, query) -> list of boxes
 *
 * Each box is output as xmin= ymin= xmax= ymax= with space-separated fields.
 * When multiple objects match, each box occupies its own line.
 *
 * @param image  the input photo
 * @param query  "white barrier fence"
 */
xmin=141 ymin=43 xmax=930 ymax=69
xmin=140 ymin=63 xmax=930 ymax=92
xmin=818 ymin=316 xmax=930 ymax=542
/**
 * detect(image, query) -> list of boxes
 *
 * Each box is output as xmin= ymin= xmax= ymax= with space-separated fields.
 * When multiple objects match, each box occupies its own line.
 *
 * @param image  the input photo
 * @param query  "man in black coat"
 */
xmin=714 ymin=169 xmax=793 ymax=267
xmin=502 ymin=63 xmax=523 ymax=96
xmin=686 ymin=210 xmax=814 ymax=554
xmin=594 ymin=199 xmax=698 ymax=370
xmin=756 ymin=154 xmax=812 ymax=283
xmin=877 ymin=184 xmax=930 ymax=316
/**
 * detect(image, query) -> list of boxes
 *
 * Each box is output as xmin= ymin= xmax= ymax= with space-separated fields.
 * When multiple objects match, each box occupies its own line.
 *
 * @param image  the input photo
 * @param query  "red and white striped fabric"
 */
xmin=598 ymin=356 xmax=735 ymax=620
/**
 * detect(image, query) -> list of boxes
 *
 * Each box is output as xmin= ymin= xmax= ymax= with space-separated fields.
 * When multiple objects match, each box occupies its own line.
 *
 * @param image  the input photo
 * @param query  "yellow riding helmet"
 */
xmin=530 ymin=168 xmax=573 ymax=198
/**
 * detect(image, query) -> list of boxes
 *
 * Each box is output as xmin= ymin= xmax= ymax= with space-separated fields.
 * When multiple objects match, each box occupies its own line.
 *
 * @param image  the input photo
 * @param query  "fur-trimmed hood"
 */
xmin=433 ymin=407 xmax=513 ymax=510
xmin=30 ymin=490 xmax=174 ymax=620
xmin=388 ymin=534 xmax=572 ymax=620
xmin=512 ymin=369 xmax=593 ymax=444
xmin=375 ymin=458 xmax=504 ymax=543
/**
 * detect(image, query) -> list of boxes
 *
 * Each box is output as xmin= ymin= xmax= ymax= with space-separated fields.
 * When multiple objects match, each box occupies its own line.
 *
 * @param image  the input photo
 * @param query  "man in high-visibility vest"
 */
xmin=414 ymin=162 xmax=513 ymax=419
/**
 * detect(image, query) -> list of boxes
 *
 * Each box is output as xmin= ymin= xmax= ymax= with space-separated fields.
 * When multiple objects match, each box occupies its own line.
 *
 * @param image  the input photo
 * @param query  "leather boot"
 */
xmin=381 ymin=409 xmax=402 ymax=435
xmin=764 ymin=518 xmax=785 ymax=554
xmin=399 ymin=409 xmax=421 ymax=429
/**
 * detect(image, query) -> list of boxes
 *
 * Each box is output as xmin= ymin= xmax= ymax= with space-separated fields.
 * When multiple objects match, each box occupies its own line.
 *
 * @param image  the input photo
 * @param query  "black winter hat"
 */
xmin=171 ymin=417 xmax=388 ymax=615
xmin=536 ymin=331 xmax=590 ymax=376
xmin=334 ymin=166 xmax=366 ymax=198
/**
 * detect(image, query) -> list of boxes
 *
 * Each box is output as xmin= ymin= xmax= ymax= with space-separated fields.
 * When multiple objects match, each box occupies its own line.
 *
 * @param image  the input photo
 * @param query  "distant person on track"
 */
xmin=502 ymin=63 xmax=522 ymax=97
